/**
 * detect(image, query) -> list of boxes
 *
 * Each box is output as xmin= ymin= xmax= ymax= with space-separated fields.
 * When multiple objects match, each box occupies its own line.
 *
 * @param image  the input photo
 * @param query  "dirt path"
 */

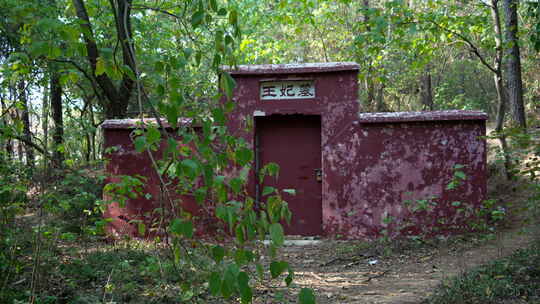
xmin=280 ymin=225 xmax=538 ymax=304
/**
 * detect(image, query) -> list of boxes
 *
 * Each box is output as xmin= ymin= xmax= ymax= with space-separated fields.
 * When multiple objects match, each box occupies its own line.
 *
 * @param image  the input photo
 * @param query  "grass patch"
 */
xmin=426 ymin=237 xmax=540 ymax=304
xmin=4 ymin=238 xmax=214 ymax=304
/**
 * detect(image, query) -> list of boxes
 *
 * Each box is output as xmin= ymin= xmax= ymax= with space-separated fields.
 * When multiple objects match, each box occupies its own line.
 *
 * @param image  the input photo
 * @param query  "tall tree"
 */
xmin=41 ymin=80 xmax=49 ymax=165
xmin=420 ymin=66 xmax=434 ymax=110
xmin=503 ymin=0 xmax=527 ymax=129
xmin=18 ymin=80 xmax=34 ymax=168
xmin=362 ymin=0 xmax=376 ymax=110
xmin=72 ymin=0 xmax=136 ymax=119
xmin=490 ymin=0 xmax=513 ymax=178
xmin=425 ymin=0 xmax=513 ymax=177
xmin=50 ymin=68 xmax=64 ymax=168
xmin=0 ymin=92 xmax=13 ymax=158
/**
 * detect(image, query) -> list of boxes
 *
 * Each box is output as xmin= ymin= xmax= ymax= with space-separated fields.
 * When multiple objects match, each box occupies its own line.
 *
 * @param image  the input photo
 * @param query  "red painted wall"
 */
xmin=102 ymin=119 xmax=210 ymax=238
xmin=102 ymin=63 xmax=487 ymax=240
xmin=325 ymin=113 xmax=487 ymax=238
xmin=224 ymin=63 xmax=487 ymax=239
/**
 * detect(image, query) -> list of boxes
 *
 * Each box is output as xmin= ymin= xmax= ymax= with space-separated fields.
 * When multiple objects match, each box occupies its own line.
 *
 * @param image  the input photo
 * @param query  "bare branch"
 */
xmin=51 ymin=58 xmax=104 ymax=102
xmin=131 ymin=4 xmax=182 ymax=19
xmin=0 ymin=127 xmax=47 ymax=155
xmin=427 ymin=20 xmax=497 ymax=74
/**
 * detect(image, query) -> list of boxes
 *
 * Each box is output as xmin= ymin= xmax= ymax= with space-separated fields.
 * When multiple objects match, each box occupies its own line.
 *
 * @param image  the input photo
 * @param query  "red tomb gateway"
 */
xmin=101 ymin=119 xmax=209 ymax=237
xmin=102 ymin=62 xmax=487 ymax=239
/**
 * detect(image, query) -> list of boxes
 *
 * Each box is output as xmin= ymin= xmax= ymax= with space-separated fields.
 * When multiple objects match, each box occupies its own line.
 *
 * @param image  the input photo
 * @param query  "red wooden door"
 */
xmin=256 ymin=115 xmax=322 ymax=236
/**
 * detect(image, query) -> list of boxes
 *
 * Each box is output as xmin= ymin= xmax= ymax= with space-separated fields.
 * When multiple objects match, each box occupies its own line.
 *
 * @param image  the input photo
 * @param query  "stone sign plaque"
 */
xmin=260 ymin=81 xmax=315 ymax=100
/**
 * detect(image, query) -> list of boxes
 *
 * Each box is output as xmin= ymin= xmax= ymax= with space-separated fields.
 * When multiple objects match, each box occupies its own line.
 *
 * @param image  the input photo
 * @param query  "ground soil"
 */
xmin=276 ymin=224 xmax=538 ymax=304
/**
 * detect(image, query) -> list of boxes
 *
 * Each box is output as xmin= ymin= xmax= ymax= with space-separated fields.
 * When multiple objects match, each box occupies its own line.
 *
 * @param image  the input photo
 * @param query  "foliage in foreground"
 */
xmin=0 ymin=160 xmax=317 ymax=304
xmin=20 ymin=240 xmax=210 ymax=303
xmin=426 ymin=237 xmax=540 ymax=304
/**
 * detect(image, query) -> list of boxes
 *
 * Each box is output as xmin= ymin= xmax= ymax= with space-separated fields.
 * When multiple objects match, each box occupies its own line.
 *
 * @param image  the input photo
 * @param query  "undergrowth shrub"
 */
xmin=40 ymin=169 xmax=106 ymax=236
xmin=0 ymin=155 xmax=29 ymax=302
xmin=426 ymin=238 xmax=540 ymax=304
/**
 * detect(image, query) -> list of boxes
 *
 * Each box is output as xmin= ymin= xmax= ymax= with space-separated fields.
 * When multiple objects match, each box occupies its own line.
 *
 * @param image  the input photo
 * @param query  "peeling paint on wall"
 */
xmin=224 ymin=63 xmax=487 ymax=239
xmin=102 ymin=62 xmax=487 ymax=240
xmin=101 ymin=124 xmax=218 ymax=238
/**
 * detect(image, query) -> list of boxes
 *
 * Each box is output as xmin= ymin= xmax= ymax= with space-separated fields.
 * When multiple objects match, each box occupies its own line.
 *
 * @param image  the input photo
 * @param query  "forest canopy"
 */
xmin=0 ymin=0 xmax=537 ymax=167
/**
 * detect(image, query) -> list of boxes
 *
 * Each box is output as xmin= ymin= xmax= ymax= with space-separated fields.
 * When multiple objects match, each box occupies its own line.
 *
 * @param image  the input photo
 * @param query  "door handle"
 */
xmin=314 ymin=168 xmax=322 ymax=182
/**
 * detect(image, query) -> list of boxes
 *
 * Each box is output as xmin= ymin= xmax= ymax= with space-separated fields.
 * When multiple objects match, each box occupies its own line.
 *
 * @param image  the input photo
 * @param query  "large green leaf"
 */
xmin=212 ymin=107 xmax=226 ymax=125
xmin=221 ymin=264 xmax=239 ymax=299
xmin=209 ymin=272 xmax=222 ymax=296
xmin=235 ymin=147 xmax=253 ymax=166
xmin=169 ymin=218 xmax=193 ymax=238
xmin=298 ymin=288 xmax=316 ymax=304
xmin=237 ymin=272 xmax=252 ymax=304
xmin=454 ymin=171 xmax=467 ymax=180
xmin=163 ymin=104 xmax=179 ymax=126
xmin=270 ymin=261 xmax=288 ymax=279
xmin=269 ymin=223 xmax=284 ymax=247
xmin=229 ymin=177 xmax=244 ymax=194
xmin=95 ymin=56 xmax=106 ymax=76
xmin=212 ymin=245 xmax=225 ymax=263
xmin=134 ymin=136 xmax=146 ymax=153
xmin=262 ymin=186 xmax=276 ymax=196
xmin=191 ymin=11 xmax=205 ymax=28
xmin=221 ymin=72 xmax=236 ymax=99
xmin=146 ymin=127 xmax=161 ymax=146
xmin=285 ymin=267 xmax=294 ymax=286
xmin=179 ymin=159 xmax=200 ymax=179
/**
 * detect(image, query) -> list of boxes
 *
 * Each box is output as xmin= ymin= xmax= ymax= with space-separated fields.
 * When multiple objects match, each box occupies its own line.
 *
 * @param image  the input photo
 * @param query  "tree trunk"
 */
xmin=72 ymin=0 xmax=135 ymax=119
xmin=376 ymin=83 xmax=386 ymax=112
xmin=494 ymin=72 xmax=512 ymax=180
xmin=420 ymin=66 xmax=434 ymax=111
xmin=362 ymin=0 xmax=375 ymax=111
xmin=6 ymin=87 xmax=16 ymax=159
xmin=18 ymin=80 xmax=34 ymax=168
xmin=89 ymin=102 xmax=97 ymax=161
xmin=503 ymin=0 xmax=527 ymax=129
xmin=17 ymin=140 xmax=23 ymax=162
xmin=491 ymin=0 xmax=513 ymax=179
xmin=84 ymin=134 xmax=91 ymax=163
xmin=364 ymin=78 xmax=375 ymax=111
xmin=41 ymin=81 xmax=49 ymax=167
xmin=0 ymin=93 xmax=13 ymax=158
xmin=51 ymin=70 xmax=64 ymax=169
